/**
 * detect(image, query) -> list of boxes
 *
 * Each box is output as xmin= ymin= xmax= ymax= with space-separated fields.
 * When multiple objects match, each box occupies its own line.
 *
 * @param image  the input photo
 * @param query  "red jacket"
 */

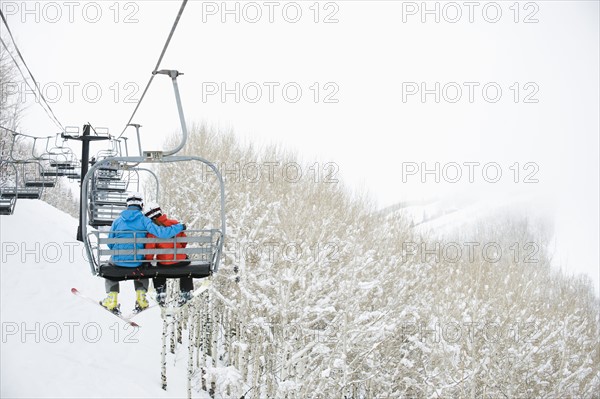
xmin=145 ymin=214 xmax=187 ymax=265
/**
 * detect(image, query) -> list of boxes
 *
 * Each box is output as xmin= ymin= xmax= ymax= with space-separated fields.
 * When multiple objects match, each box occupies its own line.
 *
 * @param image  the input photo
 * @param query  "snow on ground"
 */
xmin=0 ymin=200 xmax=202 ymax=398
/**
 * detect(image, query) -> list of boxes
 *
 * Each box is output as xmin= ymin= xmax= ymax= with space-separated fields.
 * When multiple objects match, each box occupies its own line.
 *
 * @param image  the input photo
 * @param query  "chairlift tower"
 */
xmin=62 ymin=124 xmax=111 ymax=241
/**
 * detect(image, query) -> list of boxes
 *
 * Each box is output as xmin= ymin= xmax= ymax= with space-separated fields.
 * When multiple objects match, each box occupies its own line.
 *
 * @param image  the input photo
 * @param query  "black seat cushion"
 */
xmin=99 ymin=262 xmax=211 ymax=281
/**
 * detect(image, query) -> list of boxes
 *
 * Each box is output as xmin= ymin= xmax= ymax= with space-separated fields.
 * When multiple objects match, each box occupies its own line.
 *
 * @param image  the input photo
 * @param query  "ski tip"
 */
xmin=130 ymin=321 xmax=140 ymax=327
xmin=71 ymin=288 xmax=78 ymax=294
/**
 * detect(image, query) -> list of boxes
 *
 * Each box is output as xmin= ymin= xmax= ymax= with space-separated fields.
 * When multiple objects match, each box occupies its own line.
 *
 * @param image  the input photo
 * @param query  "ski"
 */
xmin=71 ymin=288 xmax=141 ymax=327
xmin=125 ymin=302 xmax=159 ymax=320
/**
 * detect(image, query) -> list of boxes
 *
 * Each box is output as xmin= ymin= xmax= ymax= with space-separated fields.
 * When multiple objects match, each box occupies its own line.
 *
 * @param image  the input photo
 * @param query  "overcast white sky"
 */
xmin=1 ymin=0 xmax=598 ymax=291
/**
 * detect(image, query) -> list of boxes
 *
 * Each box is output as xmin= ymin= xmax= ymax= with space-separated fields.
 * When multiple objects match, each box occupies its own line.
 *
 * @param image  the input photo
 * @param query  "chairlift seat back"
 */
xmin=88 ymin=229 xmax=222 ymax=281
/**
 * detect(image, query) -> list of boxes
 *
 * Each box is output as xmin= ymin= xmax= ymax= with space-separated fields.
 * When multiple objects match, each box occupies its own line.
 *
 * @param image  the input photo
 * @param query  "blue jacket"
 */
xmin=108 ymin=206 xmax=184 ymax=267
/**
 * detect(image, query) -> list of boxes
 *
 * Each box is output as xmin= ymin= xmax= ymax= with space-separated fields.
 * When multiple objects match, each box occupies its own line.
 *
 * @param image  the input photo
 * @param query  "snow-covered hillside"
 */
xmin=389 ymin=193 xmax=599 ymax=294
xmin=0 ymin=200 xmax=195 ymax=398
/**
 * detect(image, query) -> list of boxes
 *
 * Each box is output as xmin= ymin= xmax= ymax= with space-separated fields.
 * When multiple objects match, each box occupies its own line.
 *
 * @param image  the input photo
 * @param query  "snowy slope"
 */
xmin=0 ymin=201 xmax=198 ymax=398
xmin=401 ymin=194 xmax=539 ymax=236
xmin=389 ymin=193 xmax=600 ymax=293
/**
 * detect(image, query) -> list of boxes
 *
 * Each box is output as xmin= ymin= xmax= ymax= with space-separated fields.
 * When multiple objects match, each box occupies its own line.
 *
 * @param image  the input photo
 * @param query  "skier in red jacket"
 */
xmin=144 ymin=202 xmax=193 ymax=306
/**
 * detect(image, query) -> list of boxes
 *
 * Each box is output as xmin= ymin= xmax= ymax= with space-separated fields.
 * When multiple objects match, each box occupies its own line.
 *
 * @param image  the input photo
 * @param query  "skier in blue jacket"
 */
xmin=101 ymin=192 xmax=186 ymax=313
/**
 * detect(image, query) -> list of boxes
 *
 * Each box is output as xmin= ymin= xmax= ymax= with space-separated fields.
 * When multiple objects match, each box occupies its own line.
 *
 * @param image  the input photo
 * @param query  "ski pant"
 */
xmin=105 ymin=278 xmax=149 ymax=293
xmin=153 ymin=276 xmax=194 ymax=293
xmin=152 ymin=260 xmax=194 ymax=292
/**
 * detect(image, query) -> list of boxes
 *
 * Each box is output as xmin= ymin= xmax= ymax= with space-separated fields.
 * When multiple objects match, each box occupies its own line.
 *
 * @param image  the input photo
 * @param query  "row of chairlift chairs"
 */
xmin=88 ymin=159 xmax=158 ymax=228
xmin=0 ymin=128 xmax=225 ymax=280
xmin=0 ymin=126 xmax=144 ymax=218
xmin=2 ymin=69 xmax=226 ymax=291
xmin=0 ymin=126 xmax=144 ymax=212
xmin=0 ymin=130 xmax=83 ymax=215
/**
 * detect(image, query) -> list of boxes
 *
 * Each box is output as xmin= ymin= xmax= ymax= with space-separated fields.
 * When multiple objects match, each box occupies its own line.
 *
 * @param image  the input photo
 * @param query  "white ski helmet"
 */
xmin=144 ymin=201 xmax=162 ymax=219
xmin=126 ymin=192 xmax=144 ymax=207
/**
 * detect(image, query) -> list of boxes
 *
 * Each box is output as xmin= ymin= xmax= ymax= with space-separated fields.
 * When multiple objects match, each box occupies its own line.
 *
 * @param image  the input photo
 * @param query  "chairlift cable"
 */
xmin=117 ymin=0 xmax=189 ymax=141
xmin=0 ymin=125 xmax=21 ymax=136
xmin=0 ymin=10 xmax=65 ymax=132
xmin=0 ymin=37 xmax=64 ymax=133
xmin=88 ymin=123 xmax=99 ymax=136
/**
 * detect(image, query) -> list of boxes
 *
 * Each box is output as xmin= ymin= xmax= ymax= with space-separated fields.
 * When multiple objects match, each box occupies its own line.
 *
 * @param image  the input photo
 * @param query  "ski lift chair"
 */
xmin=0 ymin=161 xmax=44 ymax=199
xmin=0 ymin=196 xmax=16 ymax=215
xmin=0 ymin=161 xmax=18 ymax=215
xmin=88 ymin=166 xmax=158 ymax=228
xmin=82 ymin=69 xmax=226 ymax=282
xmin=23 ymin=161 xmax=56 ymax=188
xmin=82 ymin=156 xmax=225 ymax=282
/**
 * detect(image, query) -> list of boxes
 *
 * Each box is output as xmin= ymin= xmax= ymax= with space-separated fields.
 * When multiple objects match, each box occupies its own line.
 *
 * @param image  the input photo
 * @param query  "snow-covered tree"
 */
xmin=155 ymin=125 xmax=599 ymax=398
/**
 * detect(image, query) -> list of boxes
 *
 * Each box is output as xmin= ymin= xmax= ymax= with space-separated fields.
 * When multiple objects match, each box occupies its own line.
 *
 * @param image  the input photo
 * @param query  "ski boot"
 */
xmin=177 ymin=290 xmax=193 ymax=307
xmin=134 ymin=289 xmax=149 ymax=313
xmin=100 ymin=292 xmax=121 ymax=314
xmin=155 ymin=285 xmax=167 ymax=307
